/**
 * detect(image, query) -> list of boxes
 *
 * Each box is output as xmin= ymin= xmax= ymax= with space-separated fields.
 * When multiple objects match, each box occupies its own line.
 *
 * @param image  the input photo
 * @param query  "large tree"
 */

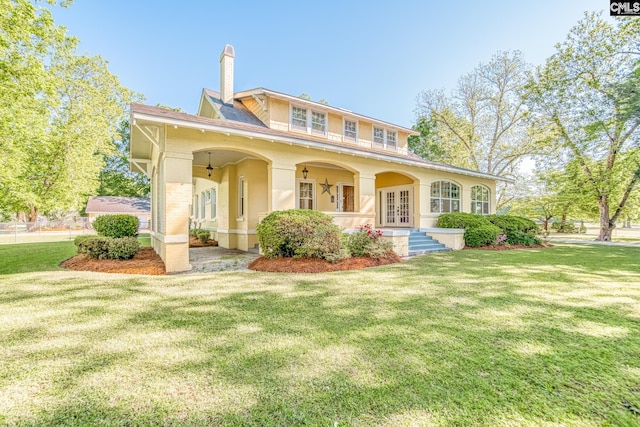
xmin=97 ymin=120 xmax=150 ymax=198
xmin=0 ymin=0 xmax=132 ymax=221
xmin=414 ymin=51 xmax=545 ymax=207
xmin=527 ymin=12 xmax=640 ymax=240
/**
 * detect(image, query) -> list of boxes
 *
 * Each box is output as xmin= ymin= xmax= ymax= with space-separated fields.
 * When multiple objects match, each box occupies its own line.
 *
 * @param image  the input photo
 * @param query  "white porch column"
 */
xmin=161 ymin=151 xmax=193 ymax=273
xmin=359 ymin=174 xmax=376 ymax=222
xmin=418 ymin=181 xmax=434 ymax=228
xmin=268 ymin=163 xmax=296 ymax=212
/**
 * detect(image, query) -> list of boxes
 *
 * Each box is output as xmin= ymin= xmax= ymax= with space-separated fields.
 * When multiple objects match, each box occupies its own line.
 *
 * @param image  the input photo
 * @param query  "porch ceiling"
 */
xmin=193 ymin=150 xmax=259 ymax=168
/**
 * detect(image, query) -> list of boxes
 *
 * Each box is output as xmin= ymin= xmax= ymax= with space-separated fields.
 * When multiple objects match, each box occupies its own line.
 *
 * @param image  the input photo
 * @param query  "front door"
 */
xmin=380 ymin=185 xmax=413 ymax=227
xmin=336 ymin=183 xmax=354 ymax=212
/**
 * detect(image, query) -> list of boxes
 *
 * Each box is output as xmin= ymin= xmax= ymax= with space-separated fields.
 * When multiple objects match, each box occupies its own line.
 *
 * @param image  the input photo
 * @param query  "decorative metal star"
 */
xmin=320 ymin=178 xmax=333 ymax=195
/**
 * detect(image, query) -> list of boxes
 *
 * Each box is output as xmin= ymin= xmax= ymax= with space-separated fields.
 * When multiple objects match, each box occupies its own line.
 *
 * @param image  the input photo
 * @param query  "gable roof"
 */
xmin=232 ymin=87 xmax=419 ymax=135
xmin=131 ymin=103 xmax=513 ymax=183
xmin=86 ymin=196 xmax=150 ymax=214
xmin=202 ymin=89 xmax=267 ymax=126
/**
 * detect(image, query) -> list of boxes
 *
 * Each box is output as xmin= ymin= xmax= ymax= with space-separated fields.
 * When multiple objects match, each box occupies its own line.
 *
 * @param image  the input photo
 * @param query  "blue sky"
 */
xmin=50 ymin=1 xmax=607 ymax=128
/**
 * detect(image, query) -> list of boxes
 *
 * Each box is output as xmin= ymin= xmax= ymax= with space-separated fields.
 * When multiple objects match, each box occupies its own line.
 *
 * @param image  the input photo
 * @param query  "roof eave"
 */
xmin=233 ymin=88 xmax=419 ymax=136
xmin=131 ymin=108 xmax=510 ymax=183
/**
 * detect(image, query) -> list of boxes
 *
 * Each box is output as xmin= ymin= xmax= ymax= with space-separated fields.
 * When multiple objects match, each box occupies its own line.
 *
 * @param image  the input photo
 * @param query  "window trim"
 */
xmin=237 ymin=176 xmax=245 ymax=220
xmin=194 ymin=194 xmax=199 ymax=219
xmin=430 ymin=180 xmax=462 ymax=214
xmin=210 ymin=187 xmax=217 ymax=220
xmin=343 ymin=118 xmax=358 ymax=143
xmin=201 ymin=191 xmax=206 ymax=218
xmin=289 ymin=103 xmax=327 ymax=136
xmin=371 ymin=127 xmax=398 ymax=151
xmin=295 ymin=178 xmax=316 ymax=210
xmin=470 ymin=185 xmax=490 ymax=215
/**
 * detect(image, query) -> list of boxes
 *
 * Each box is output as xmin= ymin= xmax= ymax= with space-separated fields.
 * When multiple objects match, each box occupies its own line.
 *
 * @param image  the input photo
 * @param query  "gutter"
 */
xmin=131 ymin=110 xmax=514 ymax=183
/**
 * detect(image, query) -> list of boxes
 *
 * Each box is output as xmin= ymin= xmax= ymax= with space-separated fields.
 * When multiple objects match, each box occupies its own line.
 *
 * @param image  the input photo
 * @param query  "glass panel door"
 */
xmin=381 ymin=185 xmax=413 ymax=227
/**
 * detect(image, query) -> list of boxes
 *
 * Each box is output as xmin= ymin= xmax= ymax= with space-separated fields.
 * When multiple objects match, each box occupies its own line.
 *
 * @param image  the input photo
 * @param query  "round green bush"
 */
xmin=77 ymin=236 xmax=112 ymax=259
xmin=93 ymin=214 xmax=139 ymax=238
xmin=195 ymin=229 xmax=211 ymax=244
xmin=74 ymin=235 xmax=96 ymax=250
xmin=436 ymin=212 xmax=489 ymax=229
xmin=257 ymin=209 xmax=343 ymax=260
xmin=464 ymin=224 xmax=501 ymax=248
xmin=107 ymin=237 xmax=140 ymax=260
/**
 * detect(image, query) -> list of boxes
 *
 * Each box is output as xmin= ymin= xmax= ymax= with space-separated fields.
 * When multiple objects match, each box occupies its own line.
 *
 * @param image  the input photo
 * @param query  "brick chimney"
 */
xmin=220 ymin=44 xmax=235 ymax=104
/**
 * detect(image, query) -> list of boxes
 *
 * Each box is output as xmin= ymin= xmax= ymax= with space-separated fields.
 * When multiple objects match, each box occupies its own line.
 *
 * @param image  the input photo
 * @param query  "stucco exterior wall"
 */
xmin=139 ymin=117 xmax=500 ymax=273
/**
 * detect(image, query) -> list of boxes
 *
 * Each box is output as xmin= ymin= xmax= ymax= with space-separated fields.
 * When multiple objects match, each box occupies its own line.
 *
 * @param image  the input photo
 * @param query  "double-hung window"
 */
xmin=373 ymin=127 xmax=385 ymax=147
xmin=210 ymin=188 xmax=217 ymax=219
xmin=311 ymin=111 xmax=326 ymax=135
xmin=430 ymin=181 xmax=461 ymax=213
xmin=373 ymin=127 xmax=398 ymax=151
xmin=291 ymin=106 xmax=307 ymax=131
xmin=290 ymin=104 xmax=327 ymax=136
xmin=237 ymin=177 xmax=245 ymax=219
xmin=471 ymin=185 xmax=490 ymax=215
xmin=344 ymin=119 xmax=357 ymax=142
xmin=297 ymin=180 xmax=315 ymax=210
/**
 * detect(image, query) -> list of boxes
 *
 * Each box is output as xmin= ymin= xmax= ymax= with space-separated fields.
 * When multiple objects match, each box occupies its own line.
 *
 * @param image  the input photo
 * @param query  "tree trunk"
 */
xmin=597 ymin=196 xmax=614 ymax=241
xmin=27 ymin=206 xmax=38 ymax=223
xmin=543 ymin=218 xmax=549 ymax=231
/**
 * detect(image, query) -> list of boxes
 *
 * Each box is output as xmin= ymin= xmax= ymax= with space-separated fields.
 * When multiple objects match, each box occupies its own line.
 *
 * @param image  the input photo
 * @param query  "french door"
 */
xmin=379 ymin=185 xmax=413 ymax=227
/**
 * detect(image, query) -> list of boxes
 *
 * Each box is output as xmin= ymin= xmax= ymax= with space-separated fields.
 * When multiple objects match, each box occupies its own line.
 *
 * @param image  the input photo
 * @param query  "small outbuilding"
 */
xmin=85 ymin=196 xmax=151 ymax=229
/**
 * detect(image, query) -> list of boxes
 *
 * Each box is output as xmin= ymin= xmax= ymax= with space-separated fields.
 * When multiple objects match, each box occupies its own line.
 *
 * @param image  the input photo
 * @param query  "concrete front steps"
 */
xmin=408 ymin=229 xmax=451 ymax=256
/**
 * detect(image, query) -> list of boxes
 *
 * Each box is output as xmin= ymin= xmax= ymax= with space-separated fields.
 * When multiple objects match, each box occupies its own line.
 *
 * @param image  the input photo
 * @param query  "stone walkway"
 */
xmin=185 ymin=246 xmax=261 ymax=273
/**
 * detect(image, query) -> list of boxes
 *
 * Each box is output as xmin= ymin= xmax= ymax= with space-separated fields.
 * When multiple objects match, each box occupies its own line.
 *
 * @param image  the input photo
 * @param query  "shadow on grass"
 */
xmin=1 ymin=244 xmax=639 ymax=425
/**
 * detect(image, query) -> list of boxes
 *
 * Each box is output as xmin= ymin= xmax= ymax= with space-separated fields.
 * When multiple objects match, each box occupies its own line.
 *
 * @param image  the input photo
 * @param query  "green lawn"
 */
xmin=1 ymin=243 xmax=639 ymax=426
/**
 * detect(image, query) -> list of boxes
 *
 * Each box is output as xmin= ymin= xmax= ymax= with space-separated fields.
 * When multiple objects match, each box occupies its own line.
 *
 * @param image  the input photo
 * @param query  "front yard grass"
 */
xmin=1 ymin=243 xmax=639 ymax=426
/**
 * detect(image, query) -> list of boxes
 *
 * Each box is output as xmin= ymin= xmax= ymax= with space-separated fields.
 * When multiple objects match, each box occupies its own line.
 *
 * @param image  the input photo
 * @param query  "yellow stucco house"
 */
xmin=130 ymin=45 xmax=508 ymax=272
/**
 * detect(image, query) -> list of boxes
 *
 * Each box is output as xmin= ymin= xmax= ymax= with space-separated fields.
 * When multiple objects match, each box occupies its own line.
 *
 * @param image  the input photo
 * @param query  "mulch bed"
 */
xmin=189 ymin=236 xmax=218 ymax=248
xmin=249 ymin=253 xmax=402 ymax=273
xmin=465 ymin=243 xmax=552 ymax=250
xmin=60 ymin=247 xmax=166 ymax=275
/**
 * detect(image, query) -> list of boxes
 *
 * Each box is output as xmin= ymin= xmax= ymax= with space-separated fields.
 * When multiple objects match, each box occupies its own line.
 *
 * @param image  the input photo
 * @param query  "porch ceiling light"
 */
xmin=206 ymin=151 xmax=214 ymax=177
xmin=302 ymin=165 xmax=309 ymax=179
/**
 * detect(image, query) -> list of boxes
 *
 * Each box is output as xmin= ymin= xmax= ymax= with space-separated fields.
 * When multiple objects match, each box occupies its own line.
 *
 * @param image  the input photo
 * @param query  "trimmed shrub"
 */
xmin=509 ymin=232 xmax=542 ymax=246
xmin=464 ymin=225 xmax=501 ymax=248
xmin=436 ymin=212 xmax=488 ymax=229
xmin=93 ymin=214 xmax=139 ymax=238
xmin=344 ymin=225 xmax=393 ymax=258
xmin=77 ymin=237 xmax=112 ymax=259
xmin=74 ymin=235 xmax=96 ymax=251
xmin=107 ymin=237 xmax=140 ymax=260
xmin=195 ymin=229 xmax=211 ymax=244
xmin=257 ymin=209 xmax=343 ymax=260
xmin=486 ymin=214 xmax=539 ymax=245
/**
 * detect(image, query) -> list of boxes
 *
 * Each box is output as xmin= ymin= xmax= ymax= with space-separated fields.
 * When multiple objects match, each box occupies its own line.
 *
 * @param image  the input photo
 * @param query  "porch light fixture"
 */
xmin=206 ymin=151 xmax=214 ymax=177
xmin=302 ymin=165 xmax=309 ymax=179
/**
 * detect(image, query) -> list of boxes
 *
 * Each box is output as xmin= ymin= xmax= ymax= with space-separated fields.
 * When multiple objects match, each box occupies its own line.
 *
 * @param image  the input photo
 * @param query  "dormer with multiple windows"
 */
xmin=199 ymin=88 xmax=416 ymax=155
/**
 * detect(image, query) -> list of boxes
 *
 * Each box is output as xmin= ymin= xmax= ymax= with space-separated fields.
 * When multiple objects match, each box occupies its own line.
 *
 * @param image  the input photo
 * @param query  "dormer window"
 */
xmin=291 ymin=106 xmax=307 ymax=131
xmin=290 ymin=104 xmax=327 ymax=136
xmin=344 ymin=119 xmax=357 ymax=142
xmin=373 ymin=127 xmax=397 ymax=151
xmin=373 ymin=127 xmax=385 ymax=147
xmin=311 ymin=111 xmax=326 ymax=135
xmin=387 ymin=131 xmax=397 ymax=149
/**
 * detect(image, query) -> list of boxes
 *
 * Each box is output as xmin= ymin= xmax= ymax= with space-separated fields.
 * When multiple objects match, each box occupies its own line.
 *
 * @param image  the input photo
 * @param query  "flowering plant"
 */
xmin=497 ymin=233 xmax=508 ymax=245
xmin=359 ymin=223 xmax=383 ymax=240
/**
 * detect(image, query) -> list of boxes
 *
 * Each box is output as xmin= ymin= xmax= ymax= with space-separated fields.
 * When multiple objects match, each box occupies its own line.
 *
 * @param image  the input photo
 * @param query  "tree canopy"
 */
xmin=0 ymin=0 xmax=133 ymax=221
xmin=414 ymin=51 xmax=546 ymax=208
xmin=526 ymin=12 xmax=640 ymax=240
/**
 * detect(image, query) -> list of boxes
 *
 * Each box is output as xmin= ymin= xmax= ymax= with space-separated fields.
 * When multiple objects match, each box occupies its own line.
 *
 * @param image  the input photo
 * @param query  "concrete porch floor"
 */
xmin=184 ymin=246 xmax=261 ymax=273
